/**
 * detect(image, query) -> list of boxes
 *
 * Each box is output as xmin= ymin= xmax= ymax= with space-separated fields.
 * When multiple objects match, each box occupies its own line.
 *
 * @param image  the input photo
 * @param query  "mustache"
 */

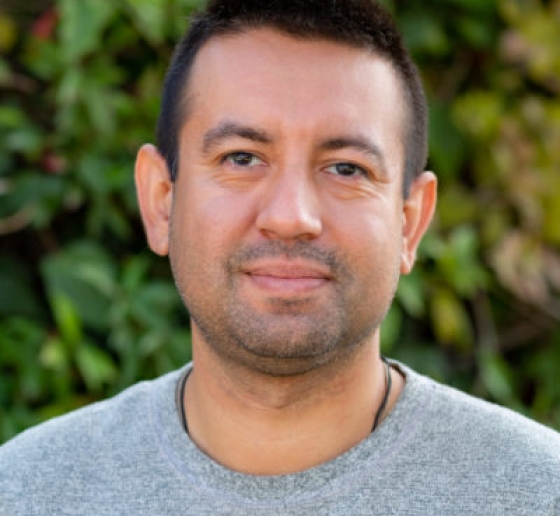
xmin=226 ymin=241 xmax=349 ymax=279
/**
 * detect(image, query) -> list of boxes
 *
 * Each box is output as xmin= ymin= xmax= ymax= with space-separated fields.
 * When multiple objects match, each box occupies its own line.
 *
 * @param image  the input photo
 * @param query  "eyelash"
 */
xmin=324 ymin=162 xmax=369 ymax=178
xmin=220 ymin=152 xmax=370 ymax=180
xmin=221 ymin=151 xmax=264 ymax=167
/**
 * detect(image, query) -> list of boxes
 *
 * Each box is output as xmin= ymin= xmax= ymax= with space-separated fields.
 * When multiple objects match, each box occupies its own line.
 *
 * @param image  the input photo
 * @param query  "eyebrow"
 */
xmin=202 ymin=121 xmax=272 ymax=155
xmin=201 ymin=121 xmax=388 ymax=177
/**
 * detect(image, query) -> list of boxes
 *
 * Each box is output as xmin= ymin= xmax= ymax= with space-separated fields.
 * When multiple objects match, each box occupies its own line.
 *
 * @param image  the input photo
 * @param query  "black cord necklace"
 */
xmin=176 ymin=367 xmax=190 ymax=434
xmin=176 ymin=357 xmax=393 ymax=435
xmin=371 ymin=356 xmax=392 ymax=432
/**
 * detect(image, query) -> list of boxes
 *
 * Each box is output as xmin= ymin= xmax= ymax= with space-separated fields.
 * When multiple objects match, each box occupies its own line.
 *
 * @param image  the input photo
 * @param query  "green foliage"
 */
xmin=1 ymin=0 xmax=559 ymax=442
xmin=383 ymin=0 xmax=560 ymax=429
xmin=0 ymin=0 xmax=194 ymax=441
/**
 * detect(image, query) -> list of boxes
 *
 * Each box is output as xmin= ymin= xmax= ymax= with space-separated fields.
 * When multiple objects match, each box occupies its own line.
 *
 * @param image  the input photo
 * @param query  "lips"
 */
xmin=241 ymin=260 xmax=332 ymax=294
xmin=245 ymin=261 xmax=331 ymax=279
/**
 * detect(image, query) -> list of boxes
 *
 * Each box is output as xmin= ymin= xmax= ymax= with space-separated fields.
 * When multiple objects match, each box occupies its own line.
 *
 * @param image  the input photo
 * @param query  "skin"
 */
xmin=135 ymin=28 xmax=437 ymax=475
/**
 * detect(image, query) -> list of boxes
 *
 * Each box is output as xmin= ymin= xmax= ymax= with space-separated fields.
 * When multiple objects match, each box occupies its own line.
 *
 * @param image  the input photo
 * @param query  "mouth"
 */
xmin=241 ymin=260 xmax=332 ymax=295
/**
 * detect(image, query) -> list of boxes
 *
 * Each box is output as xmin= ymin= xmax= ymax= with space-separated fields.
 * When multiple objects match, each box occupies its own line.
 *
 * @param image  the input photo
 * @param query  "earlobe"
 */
xmin=400 ymin=171 xmax=437 ymax=274
xmin=135 ymin=144 xmax=173 ymax=256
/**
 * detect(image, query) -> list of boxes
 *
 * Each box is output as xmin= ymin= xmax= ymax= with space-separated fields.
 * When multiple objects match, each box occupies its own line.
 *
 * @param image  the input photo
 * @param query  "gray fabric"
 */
xmin=1 ymin=363 xmax=559 ymax=515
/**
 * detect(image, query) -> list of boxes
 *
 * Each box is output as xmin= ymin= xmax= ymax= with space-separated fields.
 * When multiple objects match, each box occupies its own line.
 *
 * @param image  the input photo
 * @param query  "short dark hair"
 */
xmin=156 ymin=0 xmax=428 ymax=197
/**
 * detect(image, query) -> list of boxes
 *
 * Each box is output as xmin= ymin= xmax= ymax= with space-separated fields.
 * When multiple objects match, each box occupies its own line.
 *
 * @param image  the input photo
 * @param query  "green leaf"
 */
xmin=430 ymin=287 xmax=473 ymax=348
xmin=453 ymin=91 xmax=504 ymax=141
xmin=129 ymin=281 xmax=182 ymax=329
xmin=458 ymin=17 xmax=496 ymax=49
xmin=399 ymin=11 xmax=449 ymax=56
xmin=0 ymin=256 xmax=44 ymax=319
xmin=4 ymin=172 xmax=67 ymax=228
xmin=0 ymin=14 xmax=17 ymax=53
xmin=124 ymin=0 xmax=167 ymax=45
xmin=76 ymin=343 xmax=117 ymax=392
xmin=429 ymin=101 xmax=467 ymax=178
xmin=58 ymin=0 xmax=116 ymax=62
xmin=40 ymin=336 xmax=70 ymax=372
xmin=0 ymin=105 xmax=25 ymax=128
xmin=56 ymin=67 xmax=82 ymax=107
xmin=396 ymin=271 xmax=425 ymax=318
xmin=4 ymin=126 xmax=43 ymax=156
xmin=380 ymin=305 xmax=403 ymax=353
xmin=49 ymin=292 xmax=83 ymax=346
xmin=41 ymin=241 xmax=117 ymax=331
xmin=121 ymin=255 xmax=151 ymax=292
xmin=478 ymin=350 xmax=515 ymax=405
xmin=436 ymin=226 xmax=489 ymax=297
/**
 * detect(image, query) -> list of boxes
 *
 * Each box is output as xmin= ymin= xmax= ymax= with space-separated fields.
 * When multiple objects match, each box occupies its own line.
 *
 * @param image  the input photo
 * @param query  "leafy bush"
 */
xmin=1 ymin=0 xmax=559 ymax=442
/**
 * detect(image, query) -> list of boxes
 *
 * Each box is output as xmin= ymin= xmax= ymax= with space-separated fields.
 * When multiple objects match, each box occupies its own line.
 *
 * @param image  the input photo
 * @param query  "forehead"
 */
xmin=188 ymin=27 xmax=404 ymax=108
xmin=183 ymin=28 xmax=405 ymax=169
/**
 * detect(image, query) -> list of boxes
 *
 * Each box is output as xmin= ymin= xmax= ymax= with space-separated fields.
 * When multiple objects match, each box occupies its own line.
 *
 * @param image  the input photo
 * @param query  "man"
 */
xmin=1 ymin=0 xmax=559 ymax=514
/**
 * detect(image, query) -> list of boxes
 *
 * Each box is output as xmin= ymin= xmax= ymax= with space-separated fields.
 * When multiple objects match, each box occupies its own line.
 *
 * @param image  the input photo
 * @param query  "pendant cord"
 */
xmin=176 ymin=368 xmax=190 ymax=434
xmin=371 ymin=356 xmax=392 ymax=432
xmin=176 ymin=357 xmax=393 ymax=436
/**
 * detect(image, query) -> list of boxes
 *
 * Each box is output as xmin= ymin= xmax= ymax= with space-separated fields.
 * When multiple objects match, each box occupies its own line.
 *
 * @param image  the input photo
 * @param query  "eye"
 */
xmin=325 ymin=162 xmax=368 ymax=178
xmin=222 ymin=152 xmax=265 ymax=168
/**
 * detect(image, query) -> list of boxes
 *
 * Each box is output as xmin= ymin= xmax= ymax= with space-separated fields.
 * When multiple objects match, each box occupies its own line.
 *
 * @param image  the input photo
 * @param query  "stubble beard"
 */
xmin=171 ymin=239 xmax=400 ymax=377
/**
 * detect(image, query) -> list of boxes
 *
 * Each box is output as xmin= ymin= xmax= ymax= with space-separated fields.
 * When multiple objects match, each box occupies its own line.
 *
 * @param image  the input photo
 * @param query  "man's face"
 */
xmin=139 ymin=29 xmax=435 ymax=376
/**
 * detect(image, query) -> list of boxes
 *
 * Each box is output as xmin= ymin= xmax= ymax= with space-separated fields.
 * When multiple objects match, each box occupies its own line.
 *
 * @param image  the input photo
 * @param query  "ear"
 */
xmin=400 ymin=171 xmax=437 ymax=274
xmin=135 ymin=144 xmax=173 ymax=256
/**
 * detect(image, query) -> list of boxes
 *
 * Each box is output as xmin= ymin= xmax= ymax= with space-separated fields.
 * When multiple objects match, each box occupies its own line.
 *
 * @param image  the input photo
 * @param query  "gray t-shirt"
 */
xmin=1 ymin=363 xmax=559 ymax=515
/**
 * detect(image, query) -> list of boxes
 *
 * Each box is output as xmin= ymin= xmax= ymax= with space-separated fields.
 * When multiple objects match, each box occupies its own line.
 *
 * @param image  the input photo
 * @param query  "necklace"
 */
xmin=176 ymin=367 xmax=190 ymax=434
xmin=176 ymin=356 xmax=393 ymax=435
xmin=371 ymin=356 xmax=392 ymax=432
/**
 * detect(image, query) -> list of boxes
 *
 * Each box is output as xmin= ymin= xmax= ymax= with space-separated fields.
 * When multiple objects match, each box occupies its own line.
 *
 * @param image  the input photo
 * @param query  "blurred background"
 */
xmin=0 ymin=0 xmax=559 ymax=443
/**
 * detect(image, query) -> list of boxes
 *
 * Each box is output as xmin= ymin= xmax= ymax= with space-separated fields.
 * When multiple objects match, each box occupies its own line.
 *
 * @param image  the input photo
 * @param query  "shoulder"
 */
xmin=398 ymin=363 xmax=560 ymax=484
xmin=1 ymin=376 xmax=150 ymax=458
xmin=0 ymin=368 xmax=183 ymax=511
xmin=381 ymin=363 xmax=560 ymax=513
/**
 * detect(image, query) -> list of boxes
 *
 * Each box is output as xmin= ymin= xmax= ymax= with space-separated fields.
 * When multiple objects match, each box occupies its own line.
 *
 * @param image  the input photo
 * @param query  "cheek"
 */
xmin=201 ymin=194 xmax=255 ymax=249
xmin=334 ymin=206 xmax=404 ymax=288
xmin=172 ymin=188 xmax=255 ymax=270
xmin=332 ymin=200 xmax=403 ymax=252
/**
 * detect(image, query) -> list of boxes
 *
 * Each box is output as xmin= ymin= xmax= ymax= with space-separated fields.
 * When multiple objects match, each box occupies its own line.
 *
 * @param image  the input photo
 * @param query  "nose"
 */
xmin=256 ymin=167 xmax=322 ymax=241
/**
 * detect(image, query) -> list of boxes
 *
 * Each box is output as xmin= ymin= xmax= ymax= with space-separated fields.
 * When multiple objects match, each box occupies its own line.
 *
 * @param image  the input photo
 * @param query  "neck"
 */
xmin=181 ymin=332 xmax=403 ymax=475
